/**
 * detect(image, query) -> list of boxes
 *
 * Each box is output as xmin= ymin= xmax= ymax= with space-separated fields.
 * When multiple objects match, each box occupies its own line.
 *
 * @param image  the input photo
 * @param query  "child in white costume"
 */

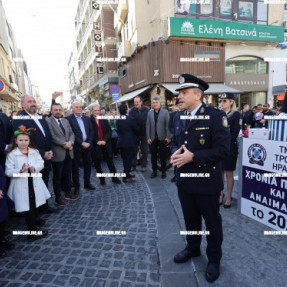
xmin=5 ymin=126 xmax=50 ymax=239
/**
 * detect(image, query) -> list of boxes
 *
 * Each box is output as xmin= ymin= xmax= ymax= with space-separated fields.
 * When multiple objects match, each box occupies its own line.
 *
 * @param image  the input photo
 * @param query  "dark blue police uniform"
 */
xmin=218 ymin=93 xmax=242 ymax=171
xmin=171 ymin=74 xmax=230 ymax=282
xmin=222 ymin=110 xmax=242 ymax=171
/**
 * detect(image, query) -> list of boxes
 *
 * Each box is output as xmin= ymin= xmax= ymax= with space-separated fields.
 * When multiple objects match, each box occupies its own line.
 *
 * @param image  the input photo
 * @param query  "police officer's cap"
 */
xmin=219 ymin=93 xmax=235 ymax=100
xmin=175 ymin=74 xmax=209 ymax=92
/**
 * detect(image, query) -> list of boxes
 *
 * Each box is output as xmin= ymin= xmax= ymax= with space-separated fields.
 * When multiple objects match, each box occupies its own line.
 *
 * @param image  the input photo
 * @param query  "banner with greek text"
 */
xmin=169 ymin=17 xmax=284 ymax=42
xmin=241 ymin=138 xmax=287 ymax=231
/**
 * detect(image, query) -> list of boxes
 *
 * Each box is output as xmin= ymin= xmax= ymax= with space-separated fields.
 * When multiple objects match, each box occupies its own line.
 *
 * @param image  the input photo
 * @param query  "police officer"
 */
xmin=218 ymin=93 xmax=242 ymax=208
xmin=170 ymin=74 xmax=230 ymax=283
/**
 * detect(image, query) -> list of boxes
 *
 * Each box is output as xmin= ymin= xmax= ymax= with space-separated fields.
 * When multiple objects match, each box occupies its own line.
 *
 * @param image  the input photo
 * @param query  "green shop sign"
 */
xmin=169 ymin=17 xmax=284 ymax=42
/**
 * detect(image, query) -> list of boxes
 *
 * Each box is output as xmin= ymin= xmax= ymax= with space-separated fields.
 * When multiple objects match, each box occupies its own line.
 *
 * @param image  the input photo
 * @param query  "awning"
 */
xmin=273 ymin=85 xmax=287 ymax=95
xmin=161 ymin=83 xmax=243 ymax=95
xmin=117 ymin=85 xmax=152 ymax=103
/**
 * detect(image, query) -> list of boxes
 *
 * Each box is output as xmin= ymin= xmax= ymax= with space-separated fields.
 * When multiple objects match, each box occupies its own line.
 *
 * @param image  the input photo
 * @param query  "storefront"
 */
xmin=225 ymin=56 xmax=269 ymax=107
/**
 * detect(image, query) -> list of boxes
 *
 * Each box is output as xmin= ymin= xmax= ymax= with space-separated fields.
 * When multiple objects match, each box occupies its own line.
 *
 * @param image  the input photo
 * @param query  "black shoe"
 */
xmin=130 ymin=167 xmax=136 ymax=172
xmin=112 ymin=178 xmax=121 ymax=184
xmin=205 ymin=262 xmax=220 ymax=282
xmin=161 ymin=172 xmax=166 ymax=179
xmin=74 ymin=187 xmax=80 ymax=195
xmin=129 ymin=174 xmax=135 ymax=178
xmin=100 ymin=179 xmax=106 ymax=186
xmin=174 ymin=248 xmax=201 ymax=263
xmin=0 ymin=238 xmax=15 ymax=250
xmin=41 ymin=205 xmax=58 ymax=214
xmin=0 ymin=248 xmax=6 ymax=258
xmin=171 ymin=176 xmax=176 ymax=182
xmin=219 ymin=193 xmax=225 ymax=206
xmin=224 ymin=200 xmax=232 ymax=208
xmin=35 ymin=219 xmax=46 ymax=227
xmin=150 ymin=172 xmax=157 ymax=179
xmin=84 ymin=184 xmax=96 ymax=190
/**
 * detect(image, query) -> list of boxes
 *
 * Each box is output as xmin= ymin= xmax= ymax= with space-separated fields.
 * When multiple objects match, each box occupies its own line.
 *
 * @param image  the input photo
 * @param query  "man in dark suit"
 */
xmin=67 ymin=101 xmax=95 ymax=193
xmin=170 ymin=74 xmax=230 ymax=283
xmin=12 ymin=95 xmax=57 ymax=214
xmin=0 ymin=112 xmax=13 ymax=170
xmin=47 ymin=103 xmax=78 ymax=206
xmin=129 ymin=96 xmax=149 ymax=172
xmin=116 ymin=104 xmax=140 ymax=183
xmin=280 ymin=90 xmax=287 ymax=113
xmin=90 ymin=104 xmax=121 ymax=185
xmin=146 ymin=97 xmax=172 ymax=179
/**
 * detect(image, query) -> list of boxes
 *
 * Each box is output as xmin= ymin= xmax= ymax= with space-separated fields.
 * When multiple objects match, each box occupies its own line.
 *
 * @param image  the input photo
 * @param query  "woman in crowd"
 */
xmin=218 ymin=94 xmax=242 ymax=208
xmin=116 ymin=105 xmax=139 ymax=183
xmin=5 ymin=126 xmax=50 ymax=239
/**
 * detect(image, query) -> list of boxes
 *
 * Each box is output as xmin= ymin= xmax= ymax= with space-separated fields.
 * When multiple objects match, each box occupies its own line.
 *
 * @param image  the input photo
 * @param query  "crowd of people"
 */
xmin=0 ymin=93 xmax=174 ymax=255
xmin=0 ymin=79 xmax=287 ymax=282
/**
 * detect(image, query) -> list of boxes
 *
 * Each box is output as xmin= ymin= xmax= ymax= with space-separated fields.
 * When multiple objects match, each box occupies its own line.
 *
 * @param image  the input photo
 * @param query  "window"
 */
xmin=220 ymin=0 xmax=233 ymax=17
xmin=195 ymin=51 xmax=220 ymax=61
xmin=175 ymin=0 xmax=191 ymax=15
xmin=200 ymin=2 xmax=213 ymax=16
xmin=225 ymin=56 xmax=267 ymax=74
xmin=239 ymin=1 xmax=253 ymax=19
xmin=257 ymin=1 xmax=267 ymax=25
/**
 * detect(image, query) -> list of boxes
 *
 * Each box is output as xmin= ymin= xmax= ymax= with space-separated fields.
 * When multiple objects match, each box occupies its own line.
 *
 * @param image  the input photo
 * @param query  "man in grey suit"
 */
xmin=47 ymin=103 xmax=78 ymax=206
xmin=146 ymin=97 xmax=172 ymax=179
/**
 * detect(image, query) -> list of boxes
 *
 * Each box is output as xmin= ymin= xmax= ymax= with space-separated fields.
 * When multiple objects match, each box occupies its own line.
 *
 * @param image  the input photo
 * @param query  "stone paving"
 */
xmin=2 ymin=155 xmax=287 ymax=287
xmin=0 ymin=160 xmax=161 ymax=287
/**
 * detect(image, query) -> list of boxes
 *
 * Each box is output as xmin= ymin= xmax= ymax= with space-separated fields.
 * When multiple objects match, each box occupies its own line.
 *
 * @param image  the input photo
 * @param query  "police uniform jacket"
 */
xmin=171 ymin=103 xmax=230 ymax=195
xmin=226 ymin=111 xmax=242 ymax=156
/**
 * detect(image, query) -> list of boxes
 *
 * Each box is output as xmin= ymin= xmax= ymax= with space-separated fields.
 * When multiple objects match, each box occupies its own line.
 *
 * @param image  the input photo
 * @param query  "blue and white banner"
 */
xmin=242 ymin=138 xmax=287 ymax=231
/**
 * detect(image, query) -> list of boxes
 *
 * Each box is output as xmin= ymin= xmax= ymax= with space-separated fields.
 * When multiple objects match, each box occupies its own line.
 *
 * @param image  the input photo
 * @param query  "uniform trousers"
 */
xmin=178 ymin=188 xmax=223 ymax=263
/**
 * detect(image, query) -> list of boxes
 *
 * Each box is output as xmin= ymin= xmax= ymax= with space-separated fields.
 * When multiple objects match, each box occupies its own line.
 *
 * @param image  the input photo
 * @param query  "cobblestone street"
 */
xmin=1 ymin=158 xmax=287 ymax=287
xmin=0 ymin=160 xmax=161 ymax=287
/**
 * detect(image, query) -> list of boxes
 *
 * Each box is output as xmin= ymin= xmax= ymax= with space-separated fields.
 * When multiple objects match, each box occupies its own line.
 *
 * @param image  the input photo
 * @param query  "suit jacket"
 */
xmin=0 ymin=112 xmax=13 ymax=167
xmin=46 ymin=116 xmax=75 ymax=162
xmin=90 ymin=116 xmax=113 ymax=158
xmin=66 ymin=113 xmax=94 ymax=149
xmin=0 ymin=164 xmax=14 ymax=222
xmin=171 ymin=103 xmax=230 ymax=195
xmin=12 ymin=110 xmax=53 ymax=158
xmin=146 ymin=108 xmax=172 ymax=141
xmin=116 ymin=115 xmax=140 ymax=148
xmin=129 ymin=105 xmax=149 ymax=136
xmin=280 ymin=93 xmax=287 ymax=113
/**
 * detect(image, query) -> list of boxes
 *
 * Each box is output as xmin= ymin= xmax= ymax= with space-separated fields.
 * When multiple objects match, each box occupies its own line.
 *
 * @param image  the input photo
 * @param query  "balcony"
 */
xmin=118 ymin=41 xmax=131 ymax=59
xmin=117 ymin=0 xmax=128 ymax=23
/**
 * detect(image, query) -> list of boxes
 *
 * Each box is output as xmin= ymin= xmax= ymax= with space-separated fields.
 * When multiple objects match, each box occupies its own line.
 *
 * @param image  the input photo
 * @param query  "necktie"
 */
xmin=58 ymin=119 xmax=66 ymax=135
xmin=185 ymin=112 xmax=191 ymax=129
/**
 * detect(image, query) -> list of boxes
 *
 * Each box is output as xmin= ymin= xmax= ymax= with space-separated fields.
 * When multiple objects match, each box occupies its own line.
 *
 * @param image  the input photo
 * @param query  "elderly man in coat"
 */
xmin=146 ymin=97 xmax=172 ymax=179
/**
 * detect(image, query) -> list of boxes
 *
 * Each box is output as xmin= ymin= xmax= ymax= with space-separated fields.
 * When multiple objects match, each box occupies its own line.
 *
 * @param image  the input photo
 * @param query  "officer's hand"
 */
xmin=171 ymin=145 xmax=194 ymax=168
xmin=147 ymin=139 xmax=152 ymax=144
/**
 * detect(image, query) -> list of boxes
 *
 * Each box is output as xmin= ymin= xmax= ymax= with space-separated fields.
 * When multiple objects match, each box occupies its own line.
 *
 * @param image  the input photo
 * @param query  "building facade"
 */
xmin=0 ymin=0 xmax=35 ymax=114
xmin=114 ymin=0 xmax=285 ymax=110
xmin=68 ymin=0 xmax=119 ymax=109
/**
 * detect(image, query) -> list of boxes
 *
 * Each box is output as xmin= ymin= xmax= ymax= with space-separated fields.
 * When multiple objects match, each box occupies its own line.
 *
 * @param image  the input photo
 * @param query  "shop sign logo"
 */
xmin=181 ymin=21 xmax=195 ymax=35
